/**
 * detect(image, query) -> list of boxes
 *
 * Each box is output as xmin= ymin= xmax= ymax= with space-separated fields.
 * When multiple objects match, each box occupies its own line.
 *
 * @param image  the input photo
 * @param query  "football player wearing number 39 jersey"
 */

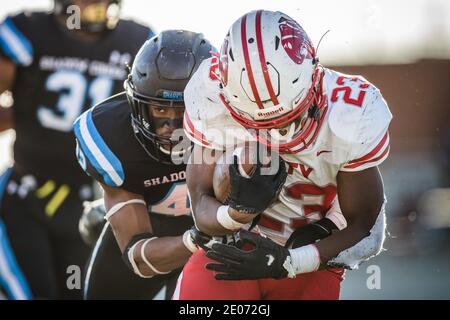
xmin=175 ymin=10 xmax=393 ymax=300
xmin=74 ymin=30 xmax=214 ymax=299
xmin=0 ymin=0 xmax=151 ymax=299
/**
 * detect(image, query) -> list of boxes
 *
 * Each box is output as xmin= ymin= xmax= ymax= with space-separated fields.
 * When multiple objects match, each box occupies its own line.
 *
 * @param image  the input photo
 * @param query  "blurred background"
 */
xmin=1 ymin=0 xmax=449 ymax=299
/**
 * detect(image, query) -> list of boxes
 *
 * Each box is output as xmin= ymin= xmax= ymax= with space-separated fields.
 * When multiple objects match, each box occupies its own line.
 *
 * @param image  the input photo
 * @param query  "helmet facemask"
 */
xmin=220 ymin=64 xmax=326 ymax=153
xmin=125 ymin=78 xmax=189 ymax=165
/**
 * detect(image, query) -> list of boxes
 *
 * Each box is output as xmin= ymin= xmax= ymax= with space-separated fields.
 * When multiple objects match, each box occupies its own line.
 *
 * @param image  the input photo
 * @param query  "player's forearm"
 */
xmin=193 ymin=193 xmax=232 ymax=236
xmin=313 ymin=168 xmax=385 ymax=266
xmin=133 ymin=236 xmax=192 ymax=276
xmin=315 ymin=216 xmax=375 ymax=265
xmin=194 ymin=193 xmax=256 ymax=236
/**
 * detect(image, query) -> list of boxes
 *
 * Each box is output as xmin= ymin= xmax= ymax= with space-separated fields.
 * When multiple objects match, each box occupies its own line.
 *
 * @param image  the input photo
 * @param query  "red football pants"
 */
xmin=173 ymin=250 xmax=344 ymax=300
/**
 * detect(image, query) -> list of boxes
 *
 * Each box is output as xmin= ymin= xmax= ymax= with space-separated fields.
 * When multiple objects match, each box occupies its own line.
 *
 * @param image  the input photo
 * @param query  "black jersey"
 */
xmin=0 ymin=11 xmax=152 ymax=186
xmin=73 ymin=93 xmax=192 ymax=236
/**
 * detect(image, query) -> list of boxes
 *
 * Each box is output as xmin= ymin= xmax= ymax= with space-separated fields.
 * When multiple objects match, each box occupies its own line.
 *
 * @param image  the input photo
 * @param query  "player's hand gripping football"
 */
xmin=227 ymin=154 xmax=287 ymax=214
xmin=205 ymin=230 xmax=291 ymax=280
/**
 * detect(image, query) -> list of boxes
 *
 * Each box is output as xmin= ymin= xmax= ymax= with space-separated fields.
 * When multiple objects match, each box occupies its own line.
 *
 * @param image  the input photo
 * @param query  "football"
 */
xmin=212 ymin=146 xmax=272 ymax=203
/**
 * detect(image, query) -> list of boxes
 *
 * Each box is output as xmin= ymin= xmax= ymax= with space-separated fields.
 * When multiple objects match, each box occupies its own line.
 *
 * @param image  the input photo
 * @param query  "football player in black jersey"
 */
xmin=0 ymin=0 xmax=153 ymax=299
xmin=74 ymin=30 xmax=214 ymax=299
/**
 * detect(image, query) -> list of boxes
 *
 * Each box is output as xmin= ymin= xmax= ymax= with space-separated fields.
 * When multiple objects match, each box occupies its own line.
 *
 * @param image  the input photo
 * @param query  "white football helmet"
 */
xmin=219 ymin=10 xmax=327 ymax=153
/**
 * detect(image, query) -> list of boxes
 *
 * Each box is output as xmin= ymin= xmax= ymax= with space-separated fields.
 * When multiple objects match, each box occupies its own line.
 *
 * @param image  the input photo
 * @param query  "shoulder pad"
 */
xmin=117 ymin=18 xmax=154 ymax=41
xmin=326 ymin=69 xmax=392 ymax=145
xmin=73 ymin=107 xmax=124 ymax=187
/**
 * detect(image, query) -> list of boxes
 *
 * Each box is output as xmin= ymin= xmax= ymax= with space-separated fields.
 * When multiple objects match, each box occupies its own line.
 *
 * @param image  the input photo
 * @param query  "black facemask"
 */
xmin=125 ymin=78 xmax=191 ymax=165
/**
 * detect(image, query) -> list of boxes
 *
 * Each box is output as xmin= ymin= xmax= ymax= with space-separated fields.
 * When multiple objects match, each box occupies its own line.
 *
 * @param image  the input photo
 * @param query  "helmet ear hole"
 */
xmin=275 ymin=36 xmax=280 ymax=50
xmin=229 ymin=48 xmax=234 ymax=61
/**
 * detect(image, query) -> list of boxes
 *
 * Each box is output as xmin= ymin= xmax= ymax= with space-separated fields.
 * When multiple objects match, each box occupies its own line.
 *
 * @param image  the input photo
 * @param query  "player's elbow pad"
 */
xmin=122 ymin=233 xmax=155 ymax=278
xmin=122 ymin=233 xmax=173 ymax=278
xmin=328 ymin=199 xmax=387 ymax=270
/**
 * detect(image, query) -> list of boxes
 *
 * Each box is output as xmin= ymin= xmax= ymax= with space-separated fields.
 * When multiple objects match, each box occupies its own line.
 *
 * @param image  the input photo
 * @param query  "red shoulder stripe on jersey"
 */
xmin=255 ymin=10 xmax=279 ymax=107
xmin=183 ymin=113 xmax=211 ymax=147
xmin=241 ymin=13 xmax=264 ymax=109
xmin=343 ymin=145 xmax=390 ymax=169
xmin=347 ymin=131 xmax=389 ymax=165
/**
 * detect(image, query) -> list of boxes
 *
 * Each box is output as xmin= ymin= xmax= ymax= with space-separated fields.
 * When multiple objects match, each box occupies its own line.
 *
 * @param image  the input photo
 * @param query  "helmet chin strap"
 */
xmin=153 ymin=117 xmax=185 ymax=156
xmin=268 ymin=109 xmax=308 ymax=143
xmin=269 ymin=122 xmax=296 ymax=142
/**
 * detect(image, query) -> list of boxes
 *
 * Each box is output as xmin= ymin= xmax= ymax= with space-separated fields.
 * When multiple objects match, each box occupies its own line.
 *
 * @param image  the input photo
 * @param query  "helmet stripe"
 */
xmin=255 ymin=10 xmax=279 ymax=107
xmin=183 ymin=112 xmax=211 ymax=147
xmin=240 ymin=13 xmax=264 ymax=109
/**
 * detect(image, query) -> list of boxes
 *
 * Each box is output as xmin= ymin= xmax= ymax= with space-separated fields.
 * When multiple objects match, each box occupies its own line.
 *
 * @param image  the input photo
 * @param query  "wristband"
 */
xmin=182 ymin=230 xmax=199 ymax=253
xmin=284 ymin=244 xmax=321 ymax=278
xmin=216 ymin=205 xmax=245 ymax=231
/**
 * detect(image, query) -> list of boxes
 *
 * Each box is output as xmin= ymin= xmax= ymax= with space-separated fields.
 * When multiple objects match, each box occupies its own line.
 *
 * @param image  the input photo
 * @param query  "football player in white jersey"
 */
xmin=174 ymin=10 xmax=392 ymax=300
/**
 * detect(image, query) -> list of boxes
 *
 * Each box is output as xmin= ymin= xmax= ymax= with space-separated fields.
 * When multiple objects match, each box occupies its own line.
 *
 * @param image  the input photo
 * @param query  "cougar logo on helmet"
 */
xmin=279 ymin=17 xmax=313 ymax=65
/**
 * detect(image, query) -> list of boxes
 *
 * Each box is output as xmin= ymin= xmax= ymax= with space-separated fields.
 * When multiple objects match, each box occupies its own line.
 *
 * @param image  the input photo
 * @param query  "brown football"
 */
xmin=213 ymin=146 xmax=272 ymax=204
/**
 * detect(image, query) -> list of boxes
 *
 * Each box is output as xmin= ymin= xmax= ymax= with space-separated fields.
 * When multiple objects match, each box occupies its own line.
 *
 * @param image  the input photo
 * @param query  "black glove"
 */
xmin=227 ymin=155 xmax=287 ymax=214
xmin=206 ymin=230 xmax=290 ymax=280
xmin=189 ymin=226 xmax=215 ymax=251
xmin=189 ymin=226 xmax=242 ymax=251
xmin=285 ymin=218 xmax=337 ymax=249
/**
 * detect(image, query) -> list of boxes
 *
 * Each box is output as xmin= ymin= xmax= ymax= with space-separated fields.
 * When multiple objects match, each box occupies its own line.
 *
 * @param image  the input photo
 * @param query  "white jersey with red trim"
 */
xmin=184 ymin=57 xmax=392 ymax=245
